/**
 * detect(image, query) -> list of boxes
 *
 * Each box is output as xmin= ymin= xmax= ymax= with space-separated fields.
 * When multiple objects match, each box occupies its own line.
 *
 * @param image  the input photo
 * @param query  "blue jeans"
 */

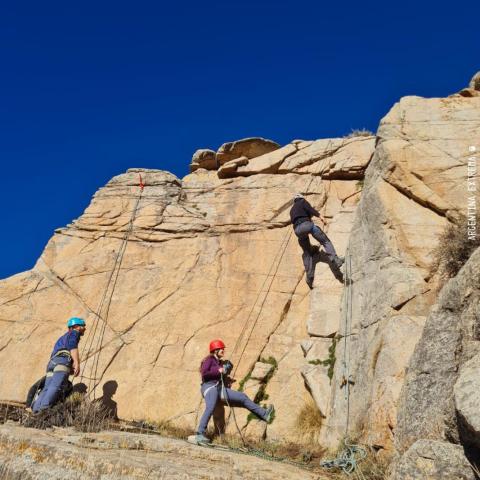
xmin=197 ymin=381 xmax=268 ymax=435
xmin=32 ymin=356 xmax=71 ymax=412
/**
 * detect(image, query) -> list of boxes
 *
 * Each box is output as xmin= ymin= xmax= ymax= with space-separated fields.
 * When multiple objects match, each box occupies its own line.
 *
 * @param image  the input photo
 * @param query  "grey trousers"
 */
xmin=293 ymin=221 xmax=338 ymax=260
xmin=197 ymin=381 xmax=267 ymax=435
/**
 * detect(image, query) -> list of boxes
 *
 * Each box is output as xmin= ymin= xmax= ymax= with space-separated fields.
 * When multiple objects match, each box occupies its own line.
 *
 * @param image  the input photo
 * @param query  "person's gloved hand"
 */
xmin=222 ymin=360 xmax=233 ymax=376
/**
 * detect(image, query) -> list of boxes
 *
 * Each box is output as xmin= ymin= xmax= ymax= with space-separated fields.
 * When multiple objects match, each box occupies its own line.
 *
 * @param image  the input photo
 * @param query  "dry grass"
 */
xmin=430 ymin=213 xmax=480 ymax=288
xmin=20 ymin=393 xmax=112 ymax=432
xmin=344 ymin=129 xmax=375 ymax=138
xmin=295 ymin=399 xmax=324 ymax=443
xmin=128 ymin=418 xmax=195 ymax=439
xmin=214 ymin=432 xmax=326 ymax=466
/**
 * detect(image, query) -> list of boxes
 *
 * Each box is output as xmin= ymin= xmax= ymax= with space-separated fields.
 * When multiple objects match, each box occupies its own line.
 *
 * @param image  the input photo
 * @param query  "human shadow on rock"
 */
xmin=95 ymin=380 xmax=118 ymax=420
xmin=302 ymin=249 xmax=345 ymax=287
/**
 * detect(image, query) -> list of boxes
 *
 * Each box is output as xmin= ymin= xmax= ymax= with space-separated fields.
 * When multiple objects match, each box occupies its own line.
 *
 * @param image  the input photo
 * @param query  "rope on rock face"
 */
xmin=229 ymin=175 xmax=317 ymax=376
xmin=320 ymin=250 xmax=367 ymax=475
xmin=215 ymin=176 xmax=318 ymax=446
xmin=79 ymin=174 xmax=144 ymax=396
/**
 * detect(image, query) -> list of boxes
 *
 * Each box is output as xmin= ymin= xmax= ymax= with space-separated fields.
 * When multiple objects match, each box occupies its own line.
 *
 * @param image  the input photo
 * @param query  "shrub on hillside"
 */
xmin=22 ymin=393 xmax=112 ymax=432
xmin=430 ymin=213 xmax=480 ymax=286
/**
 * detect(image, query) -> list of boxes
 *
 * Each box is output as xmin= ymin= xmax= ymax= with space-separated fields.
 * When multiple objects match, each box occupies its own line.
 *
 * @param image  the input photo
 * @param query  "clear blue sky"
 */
xmin=0 ymin=1 xmax=478 ymax=279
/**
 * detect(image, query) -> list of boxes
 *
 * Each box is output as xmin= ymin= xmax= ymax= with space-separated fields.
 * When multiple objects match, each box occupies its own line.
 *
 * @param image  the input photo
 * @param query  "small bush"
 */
xmin=430 ymin=213 xmax=480 ymax=287
xmin=344 ymin=129 xmax=375 ymax=138
xmin=21 ymin=394 xmax=112 ymax=432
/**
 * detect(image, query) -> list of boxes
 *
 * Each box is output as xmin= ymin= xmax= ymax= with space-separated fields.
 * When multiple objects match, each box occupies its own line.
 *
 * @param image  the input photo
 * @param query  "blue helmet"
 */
xmin=67 ymin=317 xmax=86 ymax=328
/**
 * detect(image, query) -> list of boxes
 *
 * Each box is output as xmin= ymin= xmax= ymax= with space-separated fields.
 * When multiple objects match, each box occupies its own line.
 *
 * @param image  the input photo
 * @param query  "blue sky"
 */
xmin=0 ymin=1 xmax=478 ymax=279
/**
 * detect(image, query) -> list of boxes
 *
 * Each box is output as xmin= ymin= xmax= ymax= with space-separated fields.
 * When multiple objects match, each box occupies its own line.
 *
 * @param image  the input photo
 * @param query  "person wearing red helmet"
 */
xmin=194 ymin=339 xmax=274 ymax=444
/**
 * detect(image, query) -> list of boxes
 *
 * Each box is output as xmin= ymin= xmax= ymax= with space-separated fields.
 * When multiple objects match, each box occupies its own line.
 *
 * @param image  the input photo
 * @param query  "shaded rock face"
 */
xmin=391 ymin=440 xmax=476 ymax=480
xmin=319 ymin=95 xmax=480 ymax=452
xmin=455 ymin=353 xmax=480 ymax=449
xmin=394 ymin=248 xmax=480 ymax=459
xmin=0 ymin=137 xmax=373 ymax=442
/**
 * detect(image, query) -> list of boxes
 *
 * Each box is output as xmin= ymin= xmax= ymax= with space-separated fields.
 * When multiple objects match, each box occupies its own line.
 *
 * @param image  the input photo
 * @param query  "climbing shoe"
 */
xmin=264 ymin=404 xmax=275 ymax=424
xmin=193 ymin=434 xmax=211 ymax=445
xmin=306 ymin=276 xmax=314 ymax=289
xmin=334 ymin=256 xmax=345 ymax=269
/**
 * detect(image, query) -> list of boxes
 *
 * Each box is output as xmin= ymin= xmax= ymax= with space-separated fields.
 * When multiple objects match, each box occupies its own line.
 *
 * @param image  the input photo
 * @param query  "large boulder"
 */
xmin=391 ymin=440 xmax=475 ymax=480
xmin=216 ymin=137 xmax=280 ymax=165
xmin=190 ymin=149 xmax=217 ymax=172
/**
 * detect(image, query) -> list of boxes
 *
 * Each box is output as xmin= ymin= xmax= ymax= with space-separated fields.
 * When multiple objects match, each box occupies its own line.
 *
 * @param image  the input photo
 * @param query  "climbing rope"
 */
xmin=229 ymin=175 xmax=317 ymax=375
xmin=79 ymin=174 xmax=144 ymax=396
xmin=320 ymin=249 xmax=367 ymax=475
xmin=320 ymin=439 xmax=367 ymax=475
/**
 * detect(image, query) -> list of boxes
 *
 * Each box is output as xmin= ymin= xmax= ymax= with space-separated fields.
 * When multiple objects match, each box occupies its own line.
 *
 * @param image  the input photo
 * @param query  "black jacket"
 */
xmin=289 ymin=198 xmax=320 ymax=226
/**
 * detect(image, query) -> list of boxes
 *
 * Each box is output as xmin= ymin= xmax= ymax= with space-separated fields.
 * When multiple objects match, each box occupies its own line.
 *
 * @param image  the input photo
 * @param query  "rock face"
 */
xmin=0 ymin=424 xmax=319 ymax=479
xmin=395 ymin=248 xmax=480 ymax=456
xmin=318 ymin=94 xmax=480 ymax=452
xmin=391 ymin=440 xmax=475 ymax=480
xmin=455 ymin=353 xmax=480 ymax=449
xmin=0 ymin=136 xmax=374 ymax=443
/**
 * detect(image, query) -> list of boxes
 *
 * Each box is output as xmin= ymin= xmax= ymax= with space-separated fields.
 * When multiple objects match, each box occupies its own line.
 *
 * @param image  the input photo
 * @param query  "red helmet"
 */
xmin=209 ymin=339 xmax=226 ymax=352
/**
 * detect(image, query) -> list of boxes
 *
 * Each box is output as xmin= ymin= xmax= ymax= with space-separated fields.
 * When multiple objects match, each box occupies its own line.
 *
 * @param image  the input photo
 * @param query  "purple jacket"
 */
xmin=200 ymin=355 xmax=221 ymax=383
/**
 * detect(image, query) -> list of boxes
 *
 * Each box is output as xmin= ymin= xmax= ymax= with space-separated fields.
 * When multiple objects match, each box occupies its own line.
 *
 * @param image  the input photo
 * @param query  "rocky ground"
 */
xmin=0 ymin=423 xmax=325 ymax=480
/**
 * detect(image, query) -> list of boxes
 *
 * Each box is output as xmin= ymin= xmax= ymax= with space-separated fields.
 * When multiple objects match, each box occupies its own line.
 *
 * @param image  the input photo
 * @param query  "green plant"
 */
xmin=238 ymin=372 xmax=251 ymax=392
xmin=308 ymin=337 xmax=338 ymax=381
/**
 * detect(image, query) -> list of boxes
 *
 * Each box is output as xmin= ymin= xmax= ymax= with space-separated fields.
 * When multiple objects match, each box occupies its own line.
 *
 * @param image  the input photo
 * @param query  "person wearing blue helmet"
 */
xmin=32 ymin=317 xmax=86 ymax=413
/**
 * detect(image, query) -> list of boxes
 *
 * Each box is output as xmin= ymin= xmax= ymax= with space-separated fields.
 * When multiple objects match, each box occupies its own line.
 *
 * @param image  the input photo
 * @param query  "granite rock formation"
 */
xmin=0 ymin=76 xmax=479 ymax=474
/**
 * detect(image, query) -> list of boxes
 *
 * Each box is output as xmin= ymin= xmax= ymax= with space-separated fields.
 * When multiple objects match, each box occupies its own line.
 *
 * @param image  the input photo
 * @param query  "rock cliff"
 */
xmin=0 ymin=75 xmax=479 ymax=474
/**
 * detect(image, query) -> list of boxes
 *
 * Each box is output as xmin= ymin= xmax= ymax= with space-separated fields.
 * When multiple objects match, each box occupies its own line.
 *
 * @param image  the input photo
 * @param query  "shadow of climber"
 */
xmin=303 ymin=249 xmax=344 ymax=288
xmin=96 ymin=380 xmax=118 ymax=420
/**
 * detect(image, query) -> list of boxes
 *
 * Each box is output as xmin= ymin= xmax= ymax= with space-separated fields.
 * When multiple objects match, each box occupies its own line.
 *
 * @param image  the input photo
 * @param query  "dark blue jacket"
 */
xmin=289 ymin=198 xmax=320 ymax=226
xmin=50 ymin=330 xmax=80 ymax=359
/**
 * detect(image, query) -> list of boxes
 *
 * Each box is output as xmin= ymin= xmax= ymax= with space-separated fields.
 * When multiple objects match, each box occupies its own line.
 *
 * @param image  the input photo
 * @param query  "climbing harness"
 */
xmin=79 ymin=174 xmax=145 ymax=397
xmin=320 ymin=250 xmax=368 ymax=475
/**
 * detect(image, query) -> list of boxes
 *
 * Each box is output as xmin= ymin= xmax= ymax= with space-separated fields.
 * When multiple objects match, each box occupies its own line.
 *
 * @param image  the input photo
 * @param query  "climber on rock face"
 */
xmin=290 ymin=193 xmax=344 ymax=288
xmin=193 ymin=339 xmax=274 ymax=445
xmin=31 ymin=317 xmax=86 ymax=413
